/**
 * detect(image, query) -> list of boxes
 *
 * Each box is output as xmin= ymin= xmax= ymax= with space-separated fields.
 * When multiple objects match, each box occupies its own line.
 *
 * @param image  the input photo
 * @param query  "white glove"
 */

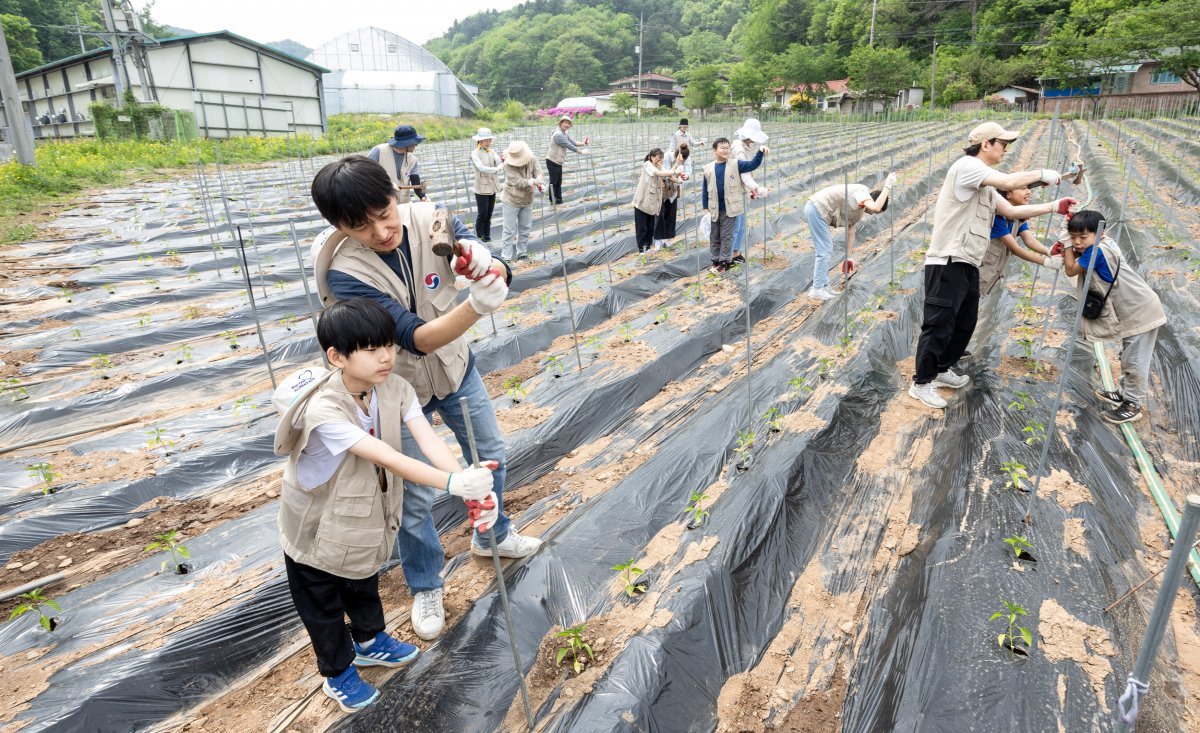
xmin=527 ymin=177 xmax=539 ymax=189
xmin=472 ymin=491 xmax=499 ymax=533
xmin=884 ymin=173 xmax=897 ymax=188
xmin=578 ymin=148 xmax=590 ymax=155
xmin=459 ymin=239 xmax=493 ymax=280
xmin=1039 ymin=169 xmax=1061 ymax=185
xmin=467 ymin=272 xmax=508 ymax=315
xmin=1042 ymin=255 xmax=1064 ymax=271
xmin=447 ymin=467 xmax=493 ymax=500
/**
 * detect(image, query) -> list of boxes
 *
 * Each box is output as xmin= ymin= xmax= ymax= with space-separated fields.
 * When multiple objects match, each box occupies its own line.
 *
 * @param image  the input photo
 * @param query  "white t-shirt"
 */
xmin=926 ymin=156 xmax=1000 ymax=266
xmin=296 ymin=390 xmax=423 ymax=490
xmin=809 ymin=183 xmax=873 ymax=228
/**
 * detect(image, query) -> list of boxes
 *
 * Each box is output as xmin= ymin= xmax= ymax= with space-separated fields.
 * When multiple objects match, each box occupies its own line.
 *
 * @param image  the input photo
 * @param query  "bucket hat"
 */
xmin=504 ymin=140 xmax=534 ymax=167
xmin=734 ymin=118 xmax=769 ymax=144
xmin=473 ymin=127 xmax=495 ymax=142
xmin=388 ymin=124 xmax=424 ymax=148
xmin=273 ymin=366 xmax=333 ymax=455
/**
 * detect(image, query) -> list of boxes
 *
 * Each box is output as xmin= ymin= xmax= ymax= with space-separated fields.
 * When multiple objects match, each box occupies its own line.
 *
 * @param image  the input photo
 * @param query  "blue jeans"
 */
xmin=396 ymin=366 xmax=510 ymax=593
xmin=805 ymin=201 xmax=833 ymax=289
xmin=731 ymin=211 xmax=746 ymax=255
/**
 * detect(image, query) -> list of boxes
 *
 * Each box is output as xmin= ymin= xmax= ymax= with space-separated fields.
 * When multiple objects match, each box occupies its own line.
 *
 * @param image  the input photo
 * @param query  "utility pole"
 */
xmin=74 ymin=10 xmax=87 ymax=53
xmin=0 ymin=22 xmax=36 ymax=165
xmin=929 ymin=39 xmax=938 ymax=112
xmin=869 ymin=0 xmax=878 ymax=47
xmin=635 ymin=12 xmax=643 ymax=120
xmin=971 ymin=0 xmax=978 ymax=42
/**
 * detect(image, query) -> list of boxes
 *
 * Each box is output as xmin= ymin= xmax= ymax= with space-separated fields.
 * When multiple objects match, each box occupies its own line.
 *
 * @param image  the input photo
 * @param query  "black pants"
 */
xmin=634 ymin=208 xmax=656 ymax=251
xmin=654 ymin=198 xmax=678 ymax=239
xmin=474 ymin=193 xmax=495 ymax=241
xmin=546 ymin=160 xmax=564 ymax=204
xmin=914 ymin=262 xmax=980 ymax=384
xmin=285 ymin=554 xmax=385 ymax=677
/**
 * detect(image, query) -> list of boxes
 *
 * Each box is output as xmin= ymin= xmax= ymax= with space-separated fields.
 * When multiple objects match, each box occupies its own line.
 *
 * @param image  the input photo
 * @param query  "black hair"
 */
xmin=712 ymin=137 xmax=730 ymax=150
xmin=679 ymin=118 xmax=689 ymax=126
xmin=317 ymin=298 xmax=397 ymax=356
xmin=677 ymin=143 xmax=691 ymax=161
xmin=963 ymin=143 xmax=982 ymax=156
xmin=311 ymin=155 xmax=397 ymax=230
xmin=869 ymin=190 xmax=889 ymax=212
xmin=645 ymin=147 xmax=664 ymax=162
xmin=1066 ymin=209 xmax=1105 ymax=234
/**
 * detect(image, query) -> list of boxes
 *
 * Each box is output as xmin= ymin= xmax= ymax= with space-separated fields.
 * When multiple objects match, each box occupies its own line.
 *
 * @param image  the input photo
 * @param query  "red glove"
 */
xmin=1056 ymin=198 xmax=1077 ymax=216
xmin=1049 ymin=242 xmax=1065 ymax=256
xmin=463 ymin=461 xmax=499 ymax=532
xmin=841 ymin=259 xmax=855 ymax=274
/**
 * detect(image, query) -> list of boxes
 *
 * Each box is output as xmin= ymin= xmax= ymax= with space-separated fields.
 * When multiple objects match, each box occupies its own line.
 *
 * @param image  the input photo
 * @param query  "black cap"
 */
xmin=679 ymin=118 xmax=689 ymax=126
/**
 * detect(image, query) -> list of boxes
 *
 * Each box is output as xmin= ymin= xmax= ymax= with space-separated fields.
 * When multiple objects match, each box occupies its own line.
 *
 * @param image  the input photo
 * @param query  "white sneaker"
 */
xmin=931 ymin=370 xmax=970 ymax=389
xmin=410 ymin=588 xmax=445 ymax=641
xmin=807 ymin=287 xmax=836 ymax=301
xmin=471 ymin=529 xmax=543 ymax=559
xmin=908 ymin=382 xmax=948 ymax=409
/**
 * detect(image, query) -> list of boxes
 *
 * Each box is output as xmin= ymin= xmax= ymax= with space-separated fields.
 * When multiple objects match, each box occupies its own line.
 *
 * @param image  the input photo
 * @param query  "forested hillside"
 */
xmin=425 ymin=0 xmax=1197 ymax=107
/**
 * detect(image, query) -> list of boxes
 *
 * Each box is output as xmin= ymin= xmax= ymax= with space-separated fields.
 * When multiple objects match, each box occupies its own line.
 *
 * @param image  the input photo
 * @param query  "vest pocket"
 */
xmin=331 ymin=478 xmax=379 ymax=519
xmin=312 ymin=523 xmax=384 ymax=574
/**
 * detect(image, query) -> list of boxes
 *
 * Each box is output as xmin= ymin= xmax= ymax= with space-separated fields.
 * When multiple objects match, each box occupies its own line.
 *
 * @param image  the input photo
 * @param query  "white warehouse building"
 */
xmin=307 ymin=27 xmax=481 ymax=117
xmin=6 ymin=31 xmax=327 ymax=140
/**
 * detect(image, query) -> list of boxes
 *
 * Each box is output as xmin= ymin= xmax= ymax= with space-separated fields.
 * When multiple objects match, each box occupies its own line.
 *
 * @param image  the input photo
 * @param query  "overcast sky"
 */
xmin=132 ymin=0 xmax=524 ymax=48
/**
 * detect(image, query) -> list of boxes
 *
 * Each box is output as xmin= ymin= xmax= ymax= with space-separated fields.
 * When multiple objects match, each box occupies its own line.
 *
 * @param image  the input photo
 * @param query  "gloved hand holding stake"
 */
xmin=1050 ymin=241 xmax=1065 ymax=256
xmin=453 ymin=239 xmax=502 ymax=280
xmin=467 ymin=491 xmax=499 ymax=533
xmin=1039 ymin=169 xmax=1062 ymax=185
xmin=1042 ymin=255 xmax=1064 ymax=270
xmin=467 ymin=273 xmax=508 ymax=315
xmin=1056 ymin=197 xmax=1078 ymax=216
xmin=447 ymin=464 xmax=495 ymax=500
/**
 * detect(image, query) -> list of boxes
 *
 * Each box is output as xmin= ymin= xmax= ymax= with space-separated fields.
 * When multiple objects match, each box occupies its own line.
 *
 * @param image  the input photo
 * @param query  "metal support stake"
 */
xmin=550 ymin=201 xmax=584 ymax=373
xmin=459 ymin=398 xmax=535 ymax=731
xmin=1115 ymin=495 xmax=1200 ymax=732
xmin=742 ymin=217 xmax=753 ymax=444
xmin=760 ymin=154 xmax=768 ymax=264
xmin=288 ymin=222 xmax=329 ymax=368
xmin=235 ymin=225 xmax=278 ymax=389
xmin=1023 ymin=221 xmax=1105 ymax=522
xmin=587 ymin=156 xmax=614 ymax=284
xmin=889 ymin=151 xmax=896 ymax=285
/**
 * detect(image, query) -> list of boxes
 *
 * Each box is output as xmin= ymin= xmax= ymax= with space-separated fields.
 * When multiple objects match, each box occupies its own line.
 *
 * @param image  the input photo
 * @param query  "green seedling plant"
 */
xmin=685 ymin=491 xmax=710 ymax=526
xmin=1003 ymin=534 xmax=1034 ymax=561
xmin=165 ymin=248 xmax=180 ymax=257
xmin=178 ymin=306 xmax=199 ymax=320
xmin=685 ymin=282 xmax=703 ymax=302
xmin=136 ymin=314 xmax=152 ymax=328
xmin=92 ymin=353 xmax=114 ymax=376
xmin=2 ymin=377 xmax=29 ymax=401
xmin=8 ymin=587 xmax=62 ymax=632
xmin=1022 ymin=421 xmax=1046 ymax=445
xmin=554 ymin=623 xmax=595 ymax=675
xmin=990 ymin=598 xmax=1033 ymax=655
xmin=763 ymin=406 xmax=784 ymax=433
xmin=280 ymin=314 xmax=295 ymax=331
xmin=232 ymin=396 xmax=256 ymax=415
xmin=224 ymin=330 xmax=240 ymax=350
xmin=187 ymin=269 xmax=200 ymax=283
xmin=1001 ymin=460 xmax=1029 ymax=492
xmin=539 ymin=291 xmax=557 ymax=311
xmin=27 ymin=462 xmax=58 ymax=494
xmin=1008 ymin=390 xmax=1034 ymax=412
xmin=146 ymin=427 xmax=175 ymax=450
xmin=144 ymin=278 xmax=160 ymax=291
xmin=275 ymin=281 xmax=287 ymax=292
xmin=103 ymin=283 xmax=116 ymax=295
xmin=138 ymin=253 xmax=154 ymax=266
xmin=612 ymin=558 xmax=646 ymax=597
xmin=817 ymin=357 xmax=835 ymax=381
xmin=60 ymin=287 xmax=74 ymax=302
xmin=505 ymin=304 xmax=521 ymax=327
xmin=145 ymin=529 xmax=191 ymax=574
xmin=582 ymin=334 xmax=603 ymax=351
xmin=174 ymin=344 xmax=194 ymax=364
xmin=619 ymin=324 xmax=635 ymax=343
xmin=545 ymin=354 xmax=564 ymax=377
xmin=1016 ymin=337 xmax=1035 ymax=360
xmin=70 ymin=328 xmax=83 ymax=341
xmin=503 ymin=376 xmax=526 ymax=403
xmin=594 ymin=272 xmax=605 ymax=288
xmin=787 ymin=375 xmax=813 ymax=399
xmin=735 ymin=430 xmax=755 ymax=468
xmin=654 ymin=306 xmax=669 ymax=324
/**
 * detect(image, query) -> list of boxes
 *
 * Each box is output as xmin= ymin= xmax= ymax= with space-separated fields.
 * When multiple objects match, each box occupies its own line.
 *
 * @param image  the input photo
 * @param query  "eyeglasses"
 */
xmin=715 ymin=144 xmax=730 ymax=151
xmin=987 ymin=138 xmax=1010 ymax=149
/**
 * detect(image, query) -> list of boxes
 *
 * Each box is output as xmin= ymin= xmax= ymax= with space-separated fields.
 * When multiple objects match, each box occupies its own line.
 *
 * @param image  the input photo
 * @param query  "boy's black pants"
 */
xmin=546 ymin=159 xmax=564 ymax=204
xmin=914 ymin=262 xmax=980 ymax=384
xmin=285 ymin=554 xmax=385 ymax=677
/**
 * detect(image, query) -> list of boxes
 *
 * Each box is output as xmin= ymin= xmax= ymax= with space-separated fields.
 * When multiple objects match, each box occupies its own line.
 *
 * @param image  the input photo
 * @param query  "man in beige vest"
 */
xmin=910 ymin=122 xmax=1076 ymax=409
xmin=368 ymin=125 xmax=426 ymax=204
xmin=546 ymin=115 xmax=589 ymax=205
xmin=310 ymin=156 xmax=544 ymax=642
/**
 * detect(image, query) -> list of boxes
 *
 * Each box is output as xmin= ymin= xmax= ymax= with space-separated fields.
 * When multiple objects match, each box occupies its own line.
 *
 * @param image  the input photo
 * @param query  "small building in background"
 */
xmin=1038 ymin=60 xmax=1196 ymax=114
xmin=603 ymin=73 xmax=683 ymax=109
xmin=307 ymin=27 xmax=481 ymax=118
xmin=5 ymin=31 xmax=327 ymax=140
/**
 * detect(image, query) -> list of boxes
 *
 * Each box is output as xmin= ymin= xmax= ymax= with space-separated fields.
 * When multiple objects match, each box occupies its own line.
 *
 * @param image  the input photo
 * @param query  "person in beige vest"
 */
xmin=701 ymin=137 xmax=765 ymax=273
xmin=803 ymin=175 xmax=895 ymax=301
xmin=498 ymin=140 xmax=544 ymax=261
xmin=909 ymin=121 xmax=1077 ymax=409
xmin=470 ymin=127 xmax=503 ymax=243
xmin=546 ymin=115 xmax=589 ymax=205
xmin=729 ymin=119 xmax=770 ymax=262
xmin=653 ymin=143 xmax=693 ymax=250
xmin=310 ymin=156 xmax=543 ymax=643
xmin=1063 ymin=210 xmax=1165 ymax=424
xmin=273 ymin=298 xmax=497 ymax=713
xmin=631 ymin=148 xmax=682 ymax=253
xmin=368 ymin=125 xmax=426 ymax=204
xmin=978 ymin=185 xmax=1063 ymax=299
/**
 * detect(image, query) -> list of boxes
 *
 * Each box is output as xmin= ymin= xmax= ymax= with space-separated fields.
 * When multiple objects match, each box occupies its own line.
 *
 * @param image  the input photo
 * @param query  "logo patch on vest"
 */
xmin=424 ymin=273 xmax=440 ymax=290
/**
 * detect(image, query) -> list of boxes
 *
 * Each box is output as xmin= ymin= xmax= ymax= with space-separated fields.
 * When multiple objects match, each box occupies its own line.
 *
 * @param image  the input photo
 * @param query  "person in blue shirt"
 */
xmin=977 ymin=185 xmax=1063 ymax=299
xmin=701 ymin=137 xmax=766 ymax=273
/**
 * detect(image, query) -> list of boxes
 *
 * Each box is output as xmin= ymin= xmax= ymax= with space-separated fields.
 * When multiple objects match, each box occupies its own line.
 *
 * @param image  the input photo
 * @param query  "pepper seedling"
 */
xmin=611 ymin=558 xmax=646 ymax=597
xmin=1022 ymin=421 xmax=1046 ymax=445
xmin=145 ymin=529 xmax=191 ymax=574
xmin=545 ymin=355 xmax=564 ymax=377
xmin=734 ymin=430 xmax=755 ymax=469
xmin=1003 ymin=534 xmax=1035 ymax=561
xmin=787 ymin=375 xmax=812 ymax=399
xmin=503 ymin=376 xmax=526 ymax=403
xmin=8 ymin=587 xmax=62 ymax=631
xmin=174 ymin=344 xmax=194 ymax=364
xmin=1000 ymin=460 xmax=1029 ymax=492
xmin=27 ymin=462 xmax=59 ymax=494
xmin=685 ymin=491 xmax=710 ymax=526
xmin=990 ymin=598 xmax=1033 ymax=655
xmin=554 ymin=623 xmax=595 ymax=675
xmin=1008 ymin=390 xmax=1034 ymax=412
xmin=763 ymin=406 xmax=784 ymax=433
xmin=232 ymin=396 xmax=256 ymax=415
xmin=146 ymin=427 xmax=175 ymax=450
xmin=70 ymin=328 xmax=83 ymax=341
xmin=2 ymin=377 xmax=29 ymax=402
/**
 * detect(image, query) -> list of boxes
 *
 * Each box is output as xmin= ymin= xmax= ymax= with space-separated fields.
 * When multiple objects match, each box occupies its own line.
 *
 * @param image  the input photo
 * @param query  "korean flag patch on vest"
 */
xmin=424 ymin=273 xmax=440 ymax=290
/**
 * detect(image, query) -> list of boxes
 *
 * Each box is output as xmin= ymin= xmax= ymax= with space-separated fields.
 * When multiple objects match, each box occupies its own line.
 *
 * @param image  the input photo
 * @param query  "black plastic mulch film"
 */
xmin=0 ymin=118 xmax=1193 ymax=733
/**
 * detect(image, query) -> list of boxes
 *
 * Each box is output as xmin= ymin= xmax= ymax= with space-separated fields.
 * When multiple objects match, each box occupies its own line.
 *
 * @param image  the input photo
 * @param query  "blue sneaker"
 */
xmin=354 ymin=631 xmax=420 ymax=668
xmin=322 ymin=665 xmax=379 ymax=713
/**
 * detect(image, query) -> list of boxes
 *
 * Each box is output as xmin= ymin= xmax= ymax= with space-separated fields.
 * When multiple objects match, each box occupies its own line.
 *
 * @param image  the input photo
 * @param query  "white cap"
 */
xmin=734 ymin=118 xmax=768 ymax=144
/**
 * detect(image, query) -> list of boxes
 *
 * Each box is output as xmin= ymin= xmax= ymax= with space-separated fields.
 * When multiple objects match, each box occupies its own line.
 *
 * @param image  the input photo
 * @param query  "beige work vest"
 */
xmin=631 ymin=162 xmax=665 ymax=216
xmin=809 ymin=183 xmax=870 ymax=229
xmin=927 ymin=156 xmax=998 ymax=267
xmin=278 ymin=371 xmax=413 ymax=580
xmin=372 ymin=143 xmax=419 ymax=204
xmin=547 ymin=130 xmax=570 ymax=164
xmin=500 ymin=161 xmax=540 ymax=208
xmin=702 ymin=159 xmax=746 ymax=220
xmin=472 ymin=147 xmax=502 ymax=196
xmin=1075 ymin=238 xmax=1167 ymax=341
xmin=314 ymin=203 xmax=469 ymax=405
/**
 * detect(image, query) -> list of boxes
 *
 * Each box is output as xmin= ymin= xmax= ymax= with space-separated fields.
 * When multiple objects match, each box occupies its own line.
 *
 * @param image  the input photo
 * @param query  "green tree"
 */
xmin=1103 ymin=0 xmax=1200 ymax=95
xmin=772 ymin=42 xmax=839 ymax=96
xmin=548 ymin=39 xmax=606 ymax=100
xmin=680 ymin=29 xmax=727 ymax=68
xmin=728 ymin=60 xmax=768 ymax=107
xmin=845 ymin=46 xmax=918 ymax=101
xmin=683 ymin=64 xmax=724 ymax=110
xmin=0 ymin=13 xmax=42 ymax=72
xmin=612 ymin=91 xmax=637 ymax=113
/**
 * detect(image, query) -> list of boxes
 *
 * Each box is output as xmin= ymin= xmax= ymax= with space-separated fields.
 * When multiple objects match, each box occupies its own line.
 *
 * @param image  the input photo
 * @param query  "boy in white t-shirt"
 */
xmin=272 ymin=298 xmax=497 ymax=713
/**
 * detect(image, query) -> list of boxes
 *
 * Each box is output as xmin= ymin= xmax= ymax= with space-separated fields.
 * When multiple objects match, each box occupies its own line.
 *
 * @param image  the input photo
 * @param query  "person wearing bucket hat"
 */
xmin=546 ymin=115 xmax=589 ymax=205
xmin=310 ymin=156 xmax=543 ymax=642
xmin=273 ymin=298 xmax=498 ymax=713
xmin=729 ymin=119 xmax=770 ymax=263
xmin=908 ymin=121 xmax=1078 ymax=410
xmin=368 ymin=124 xmax=427 ymax=204
xmin=498 ymin=140 xmax=544 ymax=261
xmin=470 ymin=128 xmax=503 ymax=243
xmin=669 ymin=118 xmax=704 ymax=157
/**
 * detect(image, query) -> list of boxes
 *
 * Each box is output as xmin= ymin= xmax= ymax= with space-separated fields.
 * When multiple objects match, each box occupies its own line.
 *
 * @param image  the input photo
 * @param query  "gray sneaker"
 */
xmin=908 ymin=382 xmax=947 ymax=409
xmin=932 ymin=370 xmax=970 ymax=389
xmin=807 ymin=287 xmax=836 ymax=301
xmin=410 ymin=588 xmax=445 ymax=641
xmin=471 ymin=529 xmax=543 ymax=559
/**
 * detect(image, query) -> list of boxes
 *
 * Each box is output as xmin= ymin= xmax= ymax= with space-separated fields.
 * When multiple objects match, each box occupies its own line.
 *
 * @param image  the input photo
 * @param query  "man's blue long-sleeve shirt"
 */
xmin=701 ymin=150 xmax=764 ymax=213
